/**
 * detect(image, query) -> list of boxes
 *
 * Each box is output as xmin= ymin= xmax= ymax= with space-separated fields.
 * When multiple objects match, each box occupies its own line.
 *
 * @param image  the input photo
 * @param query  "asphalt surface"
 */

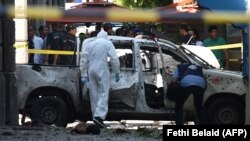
xmin=0 ymin=120 xmax=167 ymax=141
xmin=0 ymin=126 xmax=162 ymax=141
xmin=0 ymin=115 xmax=194 ymax=141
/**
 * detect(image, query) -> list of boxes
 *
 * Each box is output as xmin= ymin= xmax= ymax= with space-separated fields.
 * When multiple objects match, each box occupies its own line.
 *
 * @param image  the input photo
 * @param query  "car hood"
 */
xmin=207 ymin=68 xmax=243 ymax=77
xmin=181 ymin=45 xmax=220 ymax=69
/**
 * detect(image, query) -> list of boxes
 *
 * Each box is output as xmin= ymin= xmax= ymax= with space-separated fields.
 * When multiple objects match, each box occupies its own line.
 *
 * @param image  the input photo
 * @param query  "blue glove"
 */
xmin=81 ymin=77 xmax=89 ymax=85
xmin=115 ymin=73 xmax=120 ymax=82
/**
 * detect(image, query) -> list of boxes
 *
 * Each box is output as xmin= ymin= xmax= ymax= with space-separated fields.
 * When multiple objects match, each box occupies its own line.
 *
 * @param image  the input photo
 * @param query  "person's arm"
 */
xmin=80 ymin=47 xmax=89 ymax=85
xmin=53 ymin=35 xmax=64 ymax=66
xmin=33 ymin=37 xmax=44 ymax=64
xmin=80 ymin=42 xmax=89 ymax=78
xmin=44 ymin=45 xmax=50 ymax=65
xmin=53 ymin=54 xmax=58 ymax=65
xmin=44 ymin=33 xmax=52 ymax=65
xmin=53 ymin=38 xmax=60 ymax=65
xmin=171 ymin=67 xmax=179 ymax=84
xmin=28 ymin=38 xmax=34 ymax=63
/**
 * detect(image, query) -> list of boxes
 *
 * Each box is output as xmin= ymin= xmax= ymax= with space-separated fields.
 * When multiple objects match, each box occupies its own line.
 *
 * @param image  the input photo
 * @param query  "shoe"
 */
xmin=93 ymin=117 xmax=106 ymax=128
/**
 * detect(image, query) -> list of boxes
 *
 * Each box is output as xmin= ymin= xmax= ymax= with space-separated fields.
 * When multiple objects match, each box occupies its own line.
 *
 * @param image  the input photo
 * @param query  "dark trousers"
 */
xmin=175 ymin=85 xmax=206 ymax=125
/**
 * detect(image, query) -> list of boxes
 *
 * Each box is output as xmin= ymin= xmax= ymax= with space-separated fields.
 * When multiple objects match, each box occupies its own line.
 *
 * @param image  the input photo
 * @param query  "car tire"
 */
xmin=30 ymin=96 xmax=68 ymax=127
xmin=206 ymin=97 xmax=244 ymax=125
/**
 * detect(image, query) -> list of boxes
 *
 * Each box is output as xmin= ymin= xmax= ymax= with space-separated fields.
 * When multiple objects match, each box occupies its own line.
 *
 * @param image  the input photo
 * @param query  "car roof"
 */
xmin=82 ymin=36 xmax=219 ymax=68
xmin=83 ymin=35 xmax=156 ymax=43
xmin=108 ymin=35 xmax=156 ymax=43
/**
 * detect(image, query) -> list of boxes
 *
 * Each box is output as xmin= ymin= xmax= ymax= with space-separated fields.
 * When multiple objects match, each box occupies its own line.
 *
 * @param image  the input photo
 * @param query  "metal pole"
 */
xmin=0 ymin=5 xmax=6 ymax=125
xmin=0 ymin=72 xmax=5 ymax=125
xmin=2 ymin=0 xmax=18 ymax=126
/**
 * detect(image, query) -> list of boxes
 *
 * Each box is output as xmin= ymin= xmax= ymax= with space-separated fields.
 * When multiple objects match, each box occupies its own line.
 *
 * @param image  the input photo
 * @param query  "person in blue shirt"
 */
xmin=171 ymin=63 xmax=206 ymax=125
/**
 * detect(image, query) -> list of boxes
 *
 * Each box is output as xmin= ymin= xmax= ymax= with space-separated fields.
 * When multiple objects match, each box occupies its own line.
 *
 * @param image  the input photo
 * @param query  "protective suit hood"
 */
xmin=97 ymin=30 xmax=108 ymax=39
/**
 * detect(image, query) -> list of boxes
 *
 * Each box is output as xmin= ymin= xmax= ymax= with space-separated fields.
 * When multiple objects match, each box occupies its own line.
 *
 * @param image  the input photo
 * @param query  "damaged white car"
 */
xmin=17 ymin=36 xmax=245 ymax=126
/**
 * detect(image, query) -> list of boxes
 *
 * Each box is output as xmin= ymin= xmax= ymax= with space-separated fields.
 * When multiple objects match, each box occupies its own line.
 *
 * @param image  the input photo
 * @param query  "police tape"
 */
xmin=8 ymin=6 xmax=62 ymax=19
xmin=214 ymin=59 xmax=241 ymax=62
xmin=228 ymin=59 xmax=242 ymax=62
xmin=14 ymin=42 xmax=28 ymax=49
xmin=27 ymin=50 xmax=243 ymax=62
xmin=28 ymin=49 xmax=76 ymax=55
xmin=14 ymin=42 xmax=75 ymax=55
xmin=203 ymin=11 xmax=249 ymax=24
xmin=14 ymin=42 xmax=242 ymax=55
xmin=1 ymin=5 xmax=249 ymax=23
xmin=208 ymin=43 xmax=242 ymax=50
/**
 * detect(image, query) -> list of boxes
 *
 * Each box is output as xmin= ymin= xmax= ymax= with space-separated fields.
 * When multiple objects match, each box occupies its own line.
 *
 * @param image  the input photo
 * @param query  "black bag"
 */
xmin=166 ymin=82 xmax=182 ymax=102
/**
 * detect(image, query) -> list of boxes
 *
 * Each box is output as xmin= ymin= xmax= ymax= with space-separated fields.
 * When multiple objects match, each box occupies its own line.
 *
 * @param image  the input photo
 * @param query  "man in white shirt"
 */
xmin=28 ymin=26 xmax=44 ymax=64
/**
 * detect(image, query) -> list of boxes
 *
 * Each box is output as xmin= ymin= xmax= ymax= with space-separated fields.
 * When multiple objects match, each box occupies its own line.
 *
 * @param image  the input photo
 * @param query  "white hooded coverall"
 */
xmin=80 ymin=30 xmax=120 ymax=120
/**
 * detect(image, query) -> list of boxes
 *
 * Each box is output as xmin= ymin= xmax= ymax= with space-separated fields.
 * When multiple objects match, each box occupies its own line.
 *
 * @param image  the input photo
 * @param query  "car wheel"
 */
xmin=30 ymin=96 xmax=68 ymax=127
xmin=206 ymin=97 xmax=244 ymax=125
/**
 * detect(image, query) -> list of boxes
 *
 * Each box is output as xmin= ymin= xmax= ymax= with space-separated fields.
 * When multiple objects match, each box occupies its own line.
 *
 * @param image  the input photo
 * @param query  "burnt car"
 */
xmin=17 ymin=36 xmax=245 ymax=126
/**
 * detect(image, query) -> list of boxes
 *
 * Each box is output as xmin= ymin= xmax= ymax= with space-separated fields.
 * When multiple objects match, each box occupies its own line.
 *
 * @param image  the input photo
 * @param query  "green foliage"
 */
xmin=115 ymin=0 xmax=172 ymax=8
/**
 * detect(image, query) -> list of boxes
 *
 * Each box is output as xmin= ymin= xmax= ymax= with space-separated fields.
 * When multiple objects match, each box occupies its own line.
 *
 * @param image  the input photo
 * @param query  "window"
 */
xmin=116 ymin=49 xmax=133 ymax=69
xmin=140 ymin=45 xmax=185 ymax=73
xmin=112 ymin=40 xmax=134 ymax=69
xmin=140 ymin=50 xmax=152 ymax=71
xmin=155 ymin=53 xmax=181 ymax=73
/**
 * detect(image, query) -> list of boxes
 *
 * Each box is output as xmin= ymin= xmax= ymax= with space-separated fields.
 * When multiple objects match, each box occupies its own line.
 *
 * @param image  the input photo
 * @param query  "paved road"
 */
xmin=0 ymin=115 xmax=194 ymax=141
xmin=0 ymin=122 xmax=163 ymax=141
xmin=0 ymin=119 xmax=169 ymax=141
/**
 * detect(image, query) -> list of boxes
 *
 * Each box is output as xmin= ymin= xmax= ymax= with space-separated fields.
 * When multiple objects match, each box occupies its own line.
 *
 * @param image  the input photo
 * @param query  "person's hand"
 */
xmin=115 ymin=73 xmax=120 ymax=82
xmin=81 ymin=77 xmax=89 ymax=85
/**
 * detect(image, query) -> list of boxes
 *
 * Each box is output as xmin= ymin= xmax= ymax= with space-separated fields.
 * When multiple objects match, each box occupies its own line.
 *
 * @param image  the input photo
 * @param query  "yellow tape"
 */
xmin=28 ymin=49 xmax=76 ymax=55
xmin=13 ymin=42 xmax=76 ymax=55
xmin=208 ymin=43 xmax=242 ymax=50
xmin=203 ymin=11 xmax=249 ymax=24
xmin=228 ymin=59 xmax=242 ymax=62
xmin=8 ymin=6 xmax=62 ymax=19
xmin=107 ymin=9 xmax=160 ymax=22
xmin=14 ymin=42 xmax=28 ymax=49
xmin=17 ymin=42 xmax=242 ymax=55
xmin=3 ymin=5 xmax=250 ymax=23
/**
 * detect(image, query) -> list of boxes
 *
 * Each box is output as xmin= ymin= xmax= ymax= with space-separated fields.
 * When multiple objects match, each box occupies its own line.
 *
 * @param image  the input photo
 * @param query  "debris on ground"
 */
xmin=1 ymin=130 xmax=14 ymax=136
xmin=0 ymin=125 xmax=162 ymax=141
xmin=137 ymin=127 xmax=152 ymax=137
xmin=70 ymin=122 xmax=100 ymax=135
xmin=70 ymin=122 xmax=87 ymax=134
xmin=113 ymin=128 xmax=130 ymax=134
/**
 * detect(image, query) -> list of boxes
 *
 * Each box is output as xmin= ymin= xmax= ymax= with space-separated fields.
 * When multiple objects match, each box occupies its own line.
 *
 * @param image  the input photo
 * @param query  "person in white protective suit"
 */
xmin=80 ymin=30 xmax=120 ymax=128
